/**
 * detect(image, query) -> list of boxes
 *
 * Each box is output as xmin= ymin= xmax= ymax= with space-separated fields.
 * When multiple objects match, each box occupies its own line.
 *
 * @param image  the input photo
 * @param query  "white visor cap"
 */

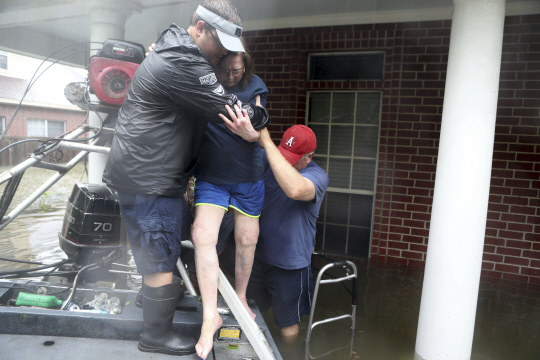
xmin=195 ymin=5 xmax=245 ymax=53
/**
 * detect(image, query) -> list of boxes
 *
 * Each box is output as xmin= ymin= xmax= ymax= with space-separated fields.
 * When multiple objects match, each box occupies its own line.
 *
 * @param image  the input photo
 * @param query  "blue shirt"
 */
xmin=256 ymin=150 xmax=329 ymax=269
xmin=194 ymin=75 xmax=268 ymax=184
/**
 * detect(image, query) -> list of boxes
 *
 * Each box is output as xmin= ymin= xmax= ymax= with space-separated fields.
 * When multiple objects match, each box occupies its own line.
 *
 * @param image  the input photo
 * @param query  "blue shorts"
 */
xmin=246 ymin=257 xmax=314 ymax=328
xmin=193 ymin=179 xmax=264 ymax=217
xmin=116 ymin=192 xmax=188 ymax=276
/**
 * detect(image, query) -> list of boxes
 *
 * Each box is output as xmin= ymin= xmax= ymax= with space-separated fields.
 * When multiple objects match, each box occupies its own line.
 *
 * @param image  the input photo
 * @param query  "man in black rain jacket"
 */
xmin=102 ymin=1 xmax=269 ymax=357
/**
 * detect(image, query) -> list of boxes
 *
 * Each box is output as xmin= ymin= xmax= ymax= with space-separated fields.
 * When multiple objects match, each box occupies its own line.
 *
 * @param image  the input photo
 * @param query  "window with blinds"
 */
xmin=27 ymin=119 xmax=65 ymax=137
xmin=308 ymin=91 xmax=381 ymax=258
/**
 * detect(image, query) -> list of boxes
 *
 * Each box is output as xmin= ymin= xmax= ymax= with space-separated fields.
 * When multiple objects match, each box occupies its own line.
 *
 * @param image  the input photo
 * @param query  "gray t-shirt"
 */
xmin=256 ymin=151 xmax=329 ymax=269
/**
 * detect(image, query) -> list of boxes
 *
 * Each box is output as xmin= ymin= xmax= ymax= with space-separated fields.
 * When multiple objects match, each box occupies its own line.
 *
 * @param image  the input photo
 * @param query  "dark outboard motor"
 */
xmin=59 ymin=183 xmax=123 ymax=282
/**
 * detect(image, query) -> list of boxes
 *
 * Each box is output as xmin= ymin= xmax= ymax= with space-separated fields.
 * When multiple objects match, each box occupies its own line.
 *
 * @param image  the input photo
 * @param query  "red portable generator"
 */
xmin=88 ymin=39 xmax=145 ymax=106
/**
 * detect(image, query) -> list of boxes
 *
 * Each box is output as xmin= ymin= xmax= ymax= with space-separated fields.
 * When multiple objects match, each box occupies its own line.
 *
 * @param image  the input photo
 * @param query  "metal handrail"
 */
xmin=178 ymin=240 xmax=198 ymax=296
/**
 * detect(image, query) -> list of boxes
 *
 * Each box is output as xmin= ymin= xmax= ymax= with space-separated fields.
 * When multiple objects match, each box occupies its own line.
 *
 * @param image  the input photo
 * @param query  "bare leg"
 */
xmin=232 ymin=209 xmax=259 ymax=320
xmin=279 ymin=324 xmax=300 ymax=353
xmin=192 ymin=205 xmax=225 ymax=360
xmin=279 ymin=324 xmax=299 ymax=338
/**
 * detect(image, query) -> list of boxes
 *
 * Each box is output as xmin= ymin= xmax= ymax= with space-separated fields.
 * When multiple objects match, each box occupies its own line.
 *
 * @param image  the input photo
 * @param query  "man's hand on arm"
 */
xmin=258 ymin=128 xmax=316 ymax=201
xmin=220 ymin=105 xmax=260 ymax=142
xmin=222 ymin=94 xmax=270 ymax=131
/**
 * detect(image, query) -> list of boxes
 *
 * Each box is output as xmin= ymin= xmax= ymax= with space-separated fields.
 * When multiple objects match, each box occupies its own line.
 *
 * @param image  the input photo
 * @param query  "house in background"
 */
xmin=0 ymin=0 xmax=537 ymax=284
xmin=240 ymin=13 xmax=540 ymax=285
xmin=0 ymin=1 xmax=539 ymax=358
xmin=0 ymin=51 xmax=86 ymax=164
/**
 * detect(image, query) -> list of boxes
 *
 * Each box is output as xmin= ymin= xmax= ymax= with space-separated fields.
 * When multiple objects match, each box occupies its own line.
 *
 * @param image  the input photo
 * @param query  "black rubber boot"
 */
xmin=138 ymin=277 xmax=195 ymax=355
xmin=136 ymin=282 xmax=185 ymax=308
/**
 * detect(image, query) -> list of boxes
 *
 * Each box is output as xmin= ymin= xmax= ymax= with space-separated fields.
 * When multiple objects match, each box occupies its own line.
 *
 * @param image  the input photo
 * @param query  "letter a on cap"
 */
xmin=285 ymin=137 xmax=294 ymax=147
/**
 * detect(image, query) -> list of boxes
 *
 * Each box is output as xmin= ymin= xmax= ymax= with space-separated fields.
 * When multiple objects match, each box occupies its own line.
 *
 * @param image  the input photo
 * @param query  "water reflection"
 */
xmin=0 ymin=165 xmax=539 ymax=359
xmin=0 ymin=210 xmax=65 ymax=272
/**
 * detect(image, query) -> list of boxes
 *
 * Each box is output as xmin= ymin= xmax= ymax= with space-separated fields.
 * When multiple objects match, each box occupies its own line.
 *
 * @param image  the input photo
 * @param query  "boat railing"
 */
xmin=0 ymin=125 xmax=113 ymax=231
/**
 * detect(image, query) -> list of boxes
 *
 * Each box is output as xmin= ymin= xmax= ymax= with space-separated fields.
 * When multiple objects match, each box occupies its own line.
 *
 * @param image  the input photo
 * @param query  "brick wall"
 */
xmin=243 ymin=14 xmax=540 ymax=284
xmin=483 ymin=15 xmax=540 ymax=284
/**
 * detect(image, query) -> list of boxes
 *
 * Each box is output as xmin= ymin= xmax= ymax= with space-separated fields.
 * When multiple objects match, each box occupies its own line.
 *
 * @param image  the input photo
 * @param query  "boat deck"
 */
xmin=1 ymin=334 xmax=209 ymax=360
xmin=0 ymin=281 xmax=278 ymax=360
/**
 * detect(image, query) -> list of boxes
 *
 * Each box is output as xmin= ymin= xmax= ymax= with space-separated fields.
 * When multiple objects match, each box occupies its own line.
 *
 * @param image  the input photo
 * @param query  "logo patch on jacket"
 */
xmin=212 ymin=84 xmax=225 ymax=95
xmin=227 ymin=94 xmax=238 ymax=105
xmin=199 ymin=73 xmax=217 ymax=85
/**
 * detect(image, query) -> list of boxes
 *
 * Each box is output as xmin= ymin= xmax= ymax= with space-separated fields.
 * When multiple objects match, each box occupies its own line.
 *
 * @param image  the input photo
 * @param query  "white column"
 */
xmin=85 ymin=1 xmax=140 ymax=184
xmin=414 ymin=1 xmax=505 ymax=359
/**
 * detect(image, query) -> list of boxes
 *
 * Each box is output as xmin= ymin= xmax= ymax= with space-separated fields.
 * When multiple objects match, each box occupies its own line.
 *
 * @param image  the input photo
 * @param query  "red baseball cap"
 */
xmin=278 ymin=125 xmax=317 ymax=165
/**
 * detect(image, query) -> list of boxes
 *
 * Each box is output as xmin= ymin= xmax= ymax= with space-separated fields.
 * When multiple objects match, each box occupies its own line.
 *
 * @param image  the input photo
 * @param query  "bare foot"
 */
xmin=196 ymin=312 xmax=223 ymax=359
xmin=240 ymin=297 xmax=256 ymax=320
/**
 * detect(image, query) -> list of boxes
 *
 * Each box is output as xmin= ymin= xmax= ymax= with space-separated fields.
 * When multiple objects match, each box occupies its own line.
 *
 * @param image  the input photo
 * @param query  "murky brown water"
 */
xmin=0 ymin=164 xmax=538 ymax=359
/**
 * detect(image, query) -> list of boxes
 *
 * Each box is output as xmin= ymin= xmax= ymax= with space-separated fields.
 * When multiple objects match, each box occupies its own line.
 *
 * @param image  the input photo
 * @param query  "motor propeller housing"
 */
xmin=59 ymin=183 xmax=122 ymax=264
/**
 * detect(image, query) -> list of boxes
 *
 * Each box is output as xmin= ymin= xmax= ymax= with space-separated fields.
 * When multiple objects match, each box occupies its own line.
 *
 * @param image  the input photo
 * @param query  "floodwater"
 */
xmin=1 ymin=164 xmax=539 ymax=359
xmin=0 ymin=163 xmax=92 ymax=272
xmin=272 ymin=257 xmax=540 ymax=360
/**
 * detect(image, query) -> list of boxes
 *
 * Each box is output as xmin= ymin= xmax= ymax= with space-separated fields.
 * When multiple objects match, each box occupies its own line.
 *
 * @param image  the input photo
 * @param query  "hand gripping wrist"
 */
xmin=244 ymin=104 xmax=270 ymax=130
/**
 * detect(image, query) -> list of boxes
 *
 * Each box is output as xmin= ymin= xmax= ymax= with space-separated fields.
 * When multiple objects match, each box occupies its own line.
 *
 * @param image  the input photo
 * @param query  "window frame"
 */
xmin=27 ymin=118 xmax=66 ymax=137
xmin=306 ymin=90 xmax=382 ymax=257
xmin=307 ymin=51 xmax=386 ymax=81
